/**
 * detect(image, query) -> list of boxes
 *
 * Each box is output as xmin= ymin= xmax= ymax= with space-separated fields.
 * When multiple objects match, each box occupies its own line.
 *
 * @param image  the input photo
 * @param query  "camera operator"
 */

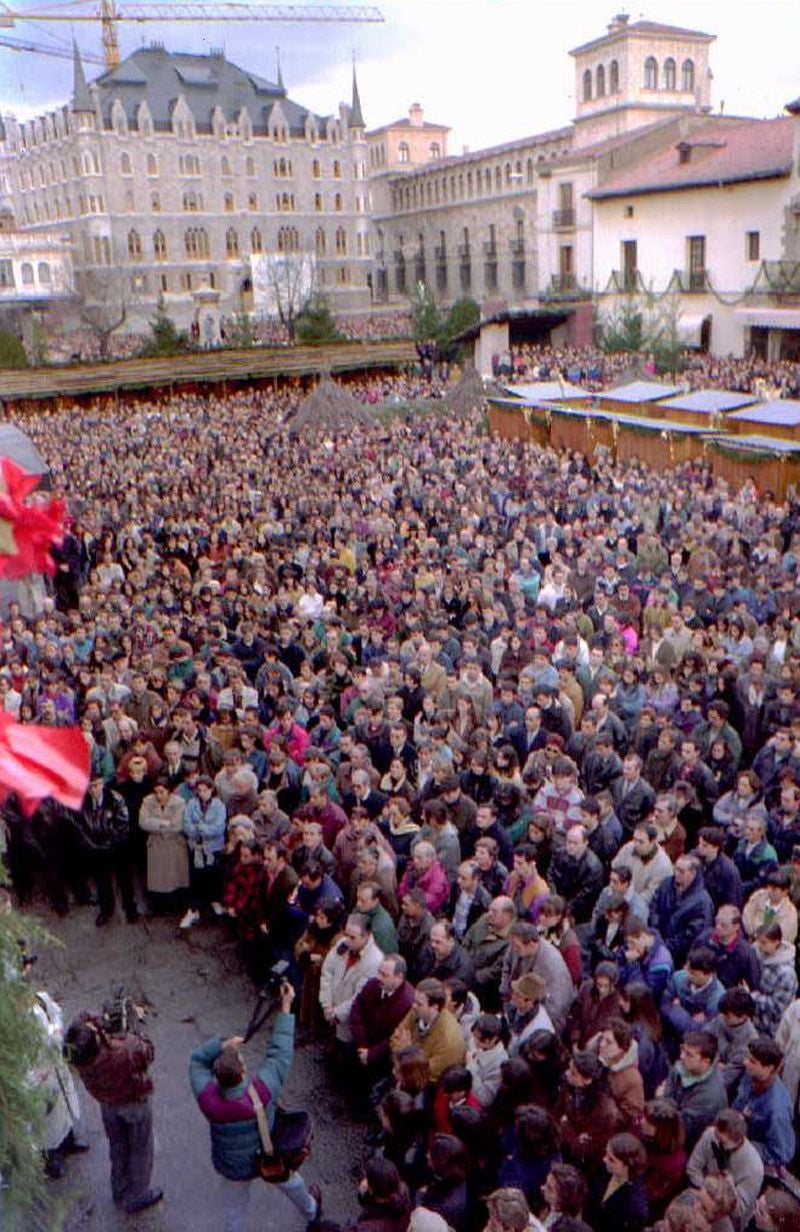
xmin=63 ymin=999 xmax=161 ymax=1214
xmin=189 ymin=980 xmax=321 ymax=1232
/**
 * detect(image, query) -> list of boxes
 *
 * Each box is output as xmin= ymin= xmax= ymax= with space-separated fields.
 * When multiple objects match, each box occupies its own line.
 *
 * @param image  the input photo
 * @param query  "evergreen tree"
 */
xmin=295 ymin=294 xmax=342 ymax=345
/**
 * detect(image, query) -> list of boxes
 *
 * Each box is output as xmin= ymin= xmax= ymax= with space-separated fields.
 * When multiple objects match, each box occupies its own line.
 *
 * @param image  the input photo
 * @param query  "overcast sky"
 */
xmin=1 ymin=1 xmax=798 ymax=151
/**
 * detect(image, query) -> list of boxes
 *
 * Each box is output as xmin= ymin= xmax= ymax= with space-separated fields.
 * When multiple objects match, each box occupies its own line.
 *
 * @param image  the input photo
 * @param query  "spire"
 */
xmin=276 ymin=45 xmax=285 ymax=94
xmin=71 ymin=40 xmax=93 ymax=112
xmin=350 ymin=59 xmax=364 ymax=129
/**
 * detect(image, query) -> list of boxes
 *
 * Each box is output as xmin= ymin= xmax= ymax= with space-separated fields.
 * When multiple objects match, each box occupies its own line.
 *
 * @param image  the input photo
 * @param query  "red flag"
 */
xmin=0 ymin=713 xmax=89 ymax=816
xmin=0 ymin=458 xmax=65 ymax=580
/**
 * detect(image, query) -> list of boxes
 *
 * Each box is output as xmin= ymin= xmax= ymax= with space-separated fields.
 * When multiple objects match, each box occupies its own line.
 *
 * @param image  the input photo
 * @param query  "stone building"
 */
xmin=369 ymin=14 xmax=723 ymax=349
xmin=0 ymin=43 xmax=372 ymax=334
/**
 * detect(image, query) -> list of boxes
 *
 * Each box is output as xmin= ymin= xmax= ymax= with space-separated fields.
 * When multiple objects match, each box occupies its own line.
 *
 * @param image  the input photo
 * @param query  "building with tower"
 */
xmin=0 ymin=42 xmax=371 ymax=338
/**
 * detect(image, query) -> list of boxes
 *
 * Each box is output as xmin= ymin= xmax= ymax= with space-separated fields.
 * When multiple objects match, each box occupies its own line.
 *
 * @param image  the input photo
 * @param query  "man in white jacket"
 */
xmin=319 ymin=913 xmax=383 ymax=1044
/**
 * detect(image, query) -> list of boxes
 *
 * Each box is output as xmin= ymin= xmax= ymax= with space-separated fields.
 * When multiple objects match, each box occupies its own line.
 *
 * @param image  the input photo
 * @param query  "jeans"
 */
xmin=100 ymin=1098 xmax=154 ymax=1207
xmin=219 ymin=1170 xmax=317 ymax=1232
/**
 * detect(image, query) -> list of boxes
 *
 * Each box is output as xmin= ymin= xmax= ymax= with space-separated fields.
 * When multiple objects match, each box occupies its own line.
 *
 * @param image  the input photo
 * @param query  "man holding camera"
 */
xmin=189 ymin=980 xmax=320 ymax=1232
xmin=64 ymin=1005 xmax=161 ymax=1214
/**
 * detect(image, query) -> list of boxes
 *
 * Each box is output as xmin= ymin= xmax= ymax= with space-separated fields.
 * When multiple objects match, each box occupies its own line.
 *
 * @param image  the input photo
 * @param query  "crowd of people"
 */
xmin=4 ymin=362 xmax=800 ymax=1232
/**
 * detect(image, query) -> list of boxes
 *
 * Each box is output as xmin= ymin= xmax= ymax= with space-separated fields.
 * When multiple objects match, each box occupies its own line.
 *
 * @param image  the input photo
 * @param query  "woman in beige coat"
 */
xmin=139 ymin=779 xmax=189 ymax=908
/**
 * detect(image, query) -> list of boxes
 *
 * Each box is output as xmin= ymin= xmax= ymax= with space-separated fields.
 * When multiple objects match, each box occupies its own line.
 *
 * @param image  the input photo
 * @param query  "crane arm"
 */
xmin=0 ymin=4 xmax=384 ymax=22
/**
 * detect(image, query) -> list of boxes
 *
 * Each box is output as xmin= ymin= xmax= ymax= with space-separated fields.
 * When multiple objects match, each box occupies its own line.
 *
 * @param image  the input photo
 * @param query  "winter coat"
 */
xmin=567 ymin=983 xmax=623 ymax=1049
xmin=189 ymin=1015 xmax=295 ymax=1181
xmin=660 ymin=970 xmax=725 ymax=1038
xmin=707 ymin=1013 xmax=758 ymax=1095
xmin=776 ymin=998 xmax=800 ymax=1113
xmin=398 ymin=859 xmax=449 ymax=915
xmin=742 ymin=888 xmax=798 ymax=945
xmin=500 ymin=937 xmax=575 ymax=1030
xmin=750 ymin=940 xmax=798 ymax=1035
xmin=319 ymin=936 xmax=383 ymax=1042
xmin=649 ymin=874 xmax=714 ymax=966
xmin=554 ymin=1080 xmax=622 ymax=1169
xmin=643 ymin=1146 xmax=687 ymax=1216
xmin=695 ymin=927 xmax=761 ymax=991
xmin=612 ymin=841 xmax=673 ymax=904
xmin=183 ymin=795 xmax=227 ymax=866
xmin=390 ymin=1007 xmax=466 ymax=1081
xmin=71 ymin=786 xmax=129 ymax=853
xmin=467 ymin=1039 xmax=508 ymax=1107
xmin=616 ymin=936 xmax=674 ymax=1003
xmin=139 ymin=792 xmax=189 ymax=893
xmin=463 ymin=914 xmax=512 ymax=1003
xmin=733 ymin=837 xmax=778 ymax=898
xmin=663 ymin=1061 xmax=728 ymax=1147
xmin=701 ymin=853 xmax=744 ymax=911
xmin=549 ymin=846 xmax=604 ymax=923
xmin=732 ymin=1073 xmax=796 ymax=1166
xmin=604 ymin=1041 xmax=645 ymax=1128
xmin=349 ymin=976 xmax=415 ymax=1070
xmin=592 ymin=1176 xmax=649 ymax=1232
xmin=30 ymin=992 xmax=81 ymax=1152
xmin=687 ymin=1126 xmax=764 ymax=1232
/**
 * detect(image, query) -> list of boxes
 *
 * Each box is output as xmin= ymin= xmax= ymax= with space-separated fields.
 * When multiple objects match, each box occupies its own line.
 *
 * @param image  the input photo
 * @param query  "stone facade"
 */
xmin=0 ymin=45 xmax=372 ymax=332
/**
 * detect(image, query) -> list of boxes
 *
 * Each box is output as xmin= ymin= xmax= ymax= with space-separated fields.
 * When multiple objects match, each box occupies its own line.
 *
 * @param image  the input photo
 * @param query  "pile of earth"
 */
xmin=291 ymin=376 xmax=374 ymax=431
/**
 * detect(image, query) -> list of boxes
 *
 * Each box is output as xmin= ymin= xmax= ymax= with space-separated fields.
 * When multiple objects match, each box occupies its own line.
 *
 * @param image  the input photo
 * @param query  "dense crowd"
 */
xmin=4 ymin=370 xmax=800 ymax=1232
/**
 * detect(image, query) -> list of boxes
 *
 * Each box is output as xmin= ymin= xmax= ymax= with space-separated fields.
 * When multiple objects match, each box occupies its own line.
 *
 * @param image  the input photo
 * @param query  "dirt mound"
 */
xmin=444 ymin=367 xmax=499 ymax=415
xmin=292 ymin=376 xmax=374 ymax=431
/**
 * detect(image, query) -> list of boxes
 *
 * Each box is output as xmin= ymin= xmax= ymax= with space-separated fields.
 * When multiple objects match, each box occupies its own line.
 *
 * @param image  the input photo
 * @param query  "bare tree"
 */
xmin=74 ymin=264 xmax=130 ymax=360
xmin=251 ymin=251 xmax=317 ymax=341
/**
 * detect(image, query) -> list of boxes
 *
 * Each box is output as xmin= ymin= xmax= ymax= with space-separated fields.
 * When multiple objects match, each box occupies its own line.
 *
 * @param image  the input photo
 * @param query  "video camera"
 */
xmin=242 ymin=960 xmax=292 ymax=1043
xmin=99 ymin=985 xmax=145 ymax=1036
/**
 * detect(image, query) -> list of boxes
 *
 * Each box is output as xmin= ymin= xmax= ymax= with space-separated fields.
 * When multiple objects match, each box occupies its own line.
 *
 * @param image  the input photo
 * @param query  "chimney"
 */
xmin=608 ymin=12 xmax=630 ymax=33
xmin=409 ymin=102 xmax=424 ymax=128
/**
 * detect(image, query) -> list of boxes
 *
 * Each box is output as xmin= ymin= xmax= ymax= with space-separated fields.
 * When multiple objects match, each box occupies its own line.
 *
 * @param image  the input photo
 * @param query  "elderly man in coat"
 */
xmin=319 ymin=912 xmax=383 ymax=1044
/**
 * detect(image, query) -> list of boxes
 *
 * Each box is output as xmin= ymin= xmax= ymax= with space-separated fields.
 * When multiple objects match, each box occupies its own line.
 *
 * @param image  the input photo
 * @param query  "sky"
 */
xmin=0 ymin=0 xmax=798 ymax=152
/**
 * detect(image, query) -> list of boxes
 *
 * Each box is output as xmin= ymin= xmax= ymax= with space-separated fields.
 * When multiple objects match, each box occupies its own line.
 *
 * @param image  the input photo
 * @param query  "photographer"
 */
xmin=189 ymin=980 xmax=321 ymax=1232
xmin=63 ymin=998 xmax=161 ymax=1214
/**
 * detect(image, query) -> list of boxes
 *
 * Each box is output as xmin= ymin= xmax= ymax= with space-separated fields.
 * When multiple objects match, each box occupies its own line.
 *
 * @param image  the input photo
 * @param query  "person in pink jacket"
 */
xmin=398 ymin=841 xmax=450 ymax=914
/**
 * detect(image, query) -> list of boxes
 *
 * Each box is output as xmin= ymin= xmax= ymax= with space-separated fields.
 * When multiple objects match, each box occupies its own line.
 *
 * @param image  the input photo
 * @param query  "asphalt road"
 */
xmin=30 ymin=901 xmax=369 ymax=1232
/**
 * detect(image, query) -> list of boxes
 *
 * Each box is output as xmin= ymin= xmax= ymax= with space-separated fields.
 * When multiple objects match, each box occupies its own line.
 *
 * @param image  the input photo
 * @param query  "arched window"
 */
xmin=398 ymin=142 xmax=410 ymax=164
xmin=682 ymin=59 xmax=695 ymax=91
xmin=127 ymin=229 xmax=142 ymax=258
xmin=583 ymin=69 xmax=592 ymax=101
xmin=644 ymin=57 xmax=658 ymax=89
xmin=334 ymin=192 xmax=342 ymax=212
xmin=335 ymin=226 xmax=347 ymax=255
xmin=21 ymin=262 xmax=34 ymax=285
xmin=332 ymin=159 xmax=341 ymax=178
xmin=147 ymin=153 xmax=157 ymax=176
xmin=225 ymin=227 xmax=239 ymax=258
xmin=120 ymin=152 xmax=132 ymax=175
xmin=315 ymin=227 xmax=326 ymax=256
xmin=224 ymin=192 xmax=234 ymax=212
xmin=250 ymin=227 xmax=262 ymax=253
xmin=221 ymin=155 xmax=231 ymax=177
xmin=596 ymin=65 xmax=606 ymax=97
xmin=37 ymin=262 xmax=51 ymax=284
xmin=151 ymin=191 xmax=161 ymax=212
xmin=429 ymin=142 xmax=441 ymax=160
xmin=664 ymin=58 xmax=676 ymax=90
xmin=153 ymin=229 xmax=167 ymax=261
xmin=248 ymin=193 xmax=257 ymax=211
xmin=609 ymin=60 xmax=619 ymax=93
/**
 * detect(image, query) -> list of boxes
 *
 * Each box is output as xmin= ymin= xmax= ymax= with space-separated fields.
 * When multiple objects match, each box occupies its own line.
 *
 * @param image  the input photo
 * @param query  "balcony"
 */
xmin=509 ymin=237 xmax=525 ymax=256
xmin=458 ymin=243 xmax=471 ymax=258
xmin=759 ymin=260 xmax=800 ymax=295
xmin=612 ymin=268 xmax=639 ymax=293
xmin=552 ymin=208 xmax=576 ymax=229
xmin=541 ymin=273 xmax=590 ymax=301
xmin=677 ymin=267 xmax=709 ymax=292
xmin=483 ymin=240 xmax=497 ymax=257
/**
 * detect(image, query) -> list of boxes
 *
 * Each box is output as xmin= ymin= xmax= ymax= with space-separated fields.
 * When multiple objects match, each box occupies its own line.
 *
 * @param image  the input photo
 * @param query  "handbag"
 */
xmin=248 ymin=1083 xmax=312 ymax=1184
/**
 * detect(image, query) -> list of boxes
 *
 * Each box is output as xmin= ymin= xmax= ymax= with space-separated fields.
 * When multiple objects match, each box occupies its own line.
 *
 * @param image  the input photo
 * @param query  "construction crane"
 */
xmin=0 ymin=32 xmax=105 ymax=65
xmin=0 ymin=3 xmax=384 ymax=70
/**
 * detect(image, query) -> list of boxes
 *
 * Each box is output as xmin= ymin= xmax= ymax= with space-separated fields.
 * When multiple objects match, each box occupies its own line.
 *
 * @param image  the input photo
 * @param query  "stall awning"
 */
xmin=677 ymin=314 xmax=709 ymax=347
xmin=734 ymin=308 xmax=800 ymax=330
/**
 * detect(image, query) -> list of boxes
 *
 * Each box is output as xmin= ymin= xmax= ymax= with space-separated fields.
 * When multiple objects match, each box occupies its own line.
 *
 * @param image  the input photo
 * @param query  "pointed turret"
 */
xmin=71 ymin=40 xmax=93 ymax=113
xmin=276 ymin=46 xmax=285 ymax=95
xmin=350 ymin=62 xmax=365 ymax=129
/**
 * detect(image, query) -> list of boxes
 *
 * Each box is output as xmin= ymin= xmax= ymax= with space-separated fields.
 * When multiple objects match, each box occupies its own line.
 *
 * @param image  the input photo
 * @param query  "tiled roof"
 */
xmin=589 ymin=117 xmax=792 ymax=199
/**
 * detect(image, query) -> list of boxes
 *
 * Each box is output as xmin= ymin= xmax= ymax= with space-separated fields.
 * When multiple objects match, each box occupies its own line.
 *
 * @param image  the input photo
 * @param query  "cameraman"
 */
xmin=63 ymin=1004 xmax=161 ymax=1214
xmin=189 ymin=980 xmax=321 ymax=1232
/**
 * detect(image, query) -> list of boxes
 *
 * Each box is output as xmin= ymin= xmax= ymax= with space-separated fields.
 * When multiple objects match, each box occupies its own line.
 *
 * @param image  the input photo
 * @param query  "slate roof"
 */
xmin=91 ymin=46 xmax=327 ymax=135
xmin=659 ymin=390 xmax=759 ymax=413
xmin=589 ymin=117 xmax=792 ymax=199
xmin=727 ymin=400 xmax=800 ymax=427
xmin=570 ymin=19 xmax=715 ymax=56
xmin=602 ymin=380 xmax=680 ymax=403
